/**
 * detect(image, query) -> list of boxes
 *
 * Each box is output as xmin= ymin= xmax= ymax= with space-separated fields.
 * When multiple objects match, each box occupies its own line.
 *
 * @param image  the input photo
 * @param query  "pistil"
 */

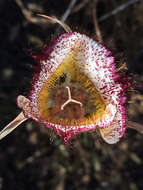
xmin=61 ymin=86 xmax=83 ymax=110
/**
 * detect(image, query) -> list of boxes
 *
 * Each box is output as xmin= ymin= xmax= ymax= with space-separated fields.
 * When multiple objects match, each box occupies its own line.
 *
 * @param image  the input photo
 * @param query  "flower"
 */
xmin=0 ymin=17 xmax=129 ymax=144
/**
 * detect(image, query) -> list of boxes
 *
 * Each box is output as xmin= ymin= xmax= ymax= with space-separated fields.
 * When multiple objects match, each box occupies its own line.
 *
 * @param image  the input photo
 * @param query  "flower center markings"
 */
xmin=37 ymin=58 xmax=106 ymax=126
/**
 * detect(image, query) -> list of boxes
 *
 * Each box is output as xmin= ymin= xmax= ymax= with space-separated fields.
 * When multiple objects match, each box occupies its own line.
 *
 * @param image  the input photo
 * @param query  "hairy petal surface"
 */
xmin=17 ymin=32 xmax=127 ymax=143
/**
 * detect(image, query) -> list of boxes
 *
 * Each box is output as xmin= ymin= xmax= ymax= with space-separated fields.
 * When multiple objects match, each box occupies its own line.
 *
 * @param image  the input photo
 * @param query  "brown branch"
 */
xmin=92 ymin=0 xmax=103 ymax=43
xmin=15 ymin=0 xmax=47 ymax=25
xmin=55 ymin=0 xmax=77 ymax=34
xmin=37 ymin=14 xmax=72 ymax=33
xmin=127 ymin=121 xmax=143 ymax=134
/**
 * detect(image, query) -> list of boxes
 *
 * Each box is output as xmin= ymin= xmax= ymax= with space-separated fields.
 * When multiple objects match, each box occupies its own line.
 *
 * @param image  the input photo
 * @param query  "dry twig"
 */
xmin=61 ymin=0 xmax=77 ymax=23
xmin=92 ymin=0 xmax=103 ymax=43
xmin=72 ymin=0 xmax=89 ymax=13
xmin=15 ymin=0 xmax=47 ymax=25
xmin=99 ymin=0 xmax=140 ymax=22
xmin=55 ymin=0 xmax=77 ymax=34
xmin=37 ymin=14 xmax=72 ymax=33
xmin=127 ymin=121 xmax=143 ymax=134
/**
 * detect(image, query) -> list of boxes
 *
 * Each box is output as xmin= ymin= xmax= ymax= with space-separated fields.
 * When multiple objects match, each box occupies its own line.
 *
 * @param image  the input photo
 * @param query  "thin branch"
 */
xmin=99 ymin=0 xmax=140 ymax=22
xmin=55 ymin=0 xmax=77 ymax=34
xmin=15 ymin=0 xmax=47 ymax=25
xmin=127 ymin=121 xmax=143 ymax=134
xmin=61 ymin=0 xmax=77 ymax=23
xmin=92 ymin=0 xmax=103 ymax=43
xmin=72 ymin=0 xmax=89 ymax=13
xmin=37 ymin=14 xmax=72 ymax=33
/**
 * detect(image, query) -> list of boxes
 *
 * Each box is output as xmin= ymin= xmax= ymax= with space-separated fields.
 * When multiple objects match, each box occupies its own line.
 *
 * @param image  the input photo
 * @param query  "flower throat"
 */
xmin=37 ymin=54 xmax=105 ymax=126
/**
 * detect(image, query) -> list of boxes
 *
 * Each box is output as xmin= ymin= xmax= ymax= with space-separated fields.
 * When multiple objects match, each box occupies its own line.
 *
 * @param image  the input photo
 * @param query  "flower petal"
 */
xmin=99 ymin=105 xmax=126 ymax=144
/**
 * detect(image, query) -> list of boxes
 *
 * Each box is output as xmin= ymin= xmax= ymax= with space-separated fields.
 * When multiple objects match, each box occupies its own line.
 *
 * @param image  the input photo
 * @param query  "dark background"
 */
xmin=0 ymin=0 xmax=143 ymax=189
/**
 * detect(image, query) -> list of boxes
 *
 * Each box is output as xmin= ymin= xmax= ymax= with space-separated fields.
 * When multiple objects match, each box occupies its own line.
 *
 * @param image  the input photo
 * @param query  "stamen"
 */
xmin=61 ymin=86 xmax=83 ymax=110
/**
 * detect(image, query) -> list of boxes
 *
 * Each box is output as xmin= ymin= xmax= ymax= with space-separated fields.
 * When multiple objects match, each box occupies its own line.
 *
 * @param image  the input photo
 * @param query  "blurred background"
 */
xmin=0 ymin=0 xmax=143 ymax=189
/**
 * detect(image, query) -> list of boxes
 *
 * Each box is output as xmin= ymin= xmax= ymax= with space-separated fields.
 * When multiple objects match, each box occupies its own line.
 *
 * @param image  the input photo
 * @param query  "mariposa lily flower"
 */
xmin=0 ymin=15 xmax=130 ymax=144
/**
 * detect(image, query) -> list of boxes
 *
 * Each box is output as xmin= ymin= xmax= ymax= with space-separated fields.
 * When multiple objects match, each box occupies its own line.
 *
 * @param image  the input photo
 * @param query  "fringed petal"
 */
xmin=99 ymin=105 xmax=126 ymax=144
xmin=17 ymin=32 xmax=127 ymax=143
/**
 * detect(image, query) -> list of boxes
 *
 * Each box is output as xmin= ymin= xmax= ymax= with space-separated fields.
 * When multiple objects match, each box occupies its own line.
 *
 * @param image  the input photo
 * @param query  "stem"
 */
xmin=0 ymin=112 xmax=27 ymax=140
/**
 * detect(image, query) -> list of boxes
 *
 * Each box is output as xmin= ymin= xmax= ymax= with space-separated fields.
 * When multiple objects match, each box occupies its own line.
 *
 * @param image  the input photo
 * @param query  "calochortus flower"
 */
xmin=0 ymin=16 xmax=129 ymax=144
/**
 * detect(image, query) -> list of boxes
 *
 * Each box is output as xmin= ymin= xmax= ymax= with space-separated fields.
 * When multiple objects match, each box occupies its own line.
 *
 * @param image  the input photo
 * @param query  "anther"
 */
xmin=61 ymin=86 xmax=83 ymax=110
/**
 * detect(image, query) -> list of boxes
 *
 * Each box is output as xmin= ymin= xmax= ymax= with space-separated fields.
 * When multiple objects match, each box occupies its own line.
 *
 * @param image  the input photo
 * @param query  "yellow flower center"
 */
xmin=37 ymin=53 xmax=106 ymax=126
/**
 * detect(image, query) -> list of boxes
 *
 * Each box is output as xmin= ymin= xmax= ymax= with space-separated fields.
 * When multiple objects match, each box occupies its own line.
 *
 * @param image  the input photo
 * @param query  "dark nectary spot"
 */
xmin=59 ymin=73 xmax=66 ymax=84
xmin=54 ymin=73 xmax=67 ymax=85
